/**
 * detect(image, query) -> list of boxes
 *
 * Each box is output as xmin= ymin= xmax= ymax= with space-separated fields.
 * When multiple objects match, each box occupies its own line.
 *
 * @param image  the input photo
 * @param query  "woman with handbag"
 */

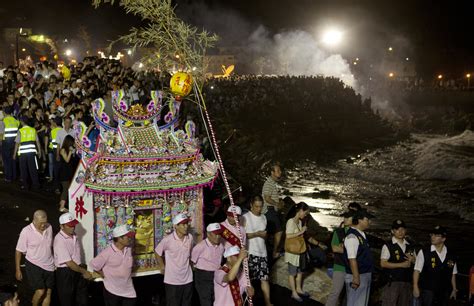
xmin=284 ymin=202 xmax=312 ymax=302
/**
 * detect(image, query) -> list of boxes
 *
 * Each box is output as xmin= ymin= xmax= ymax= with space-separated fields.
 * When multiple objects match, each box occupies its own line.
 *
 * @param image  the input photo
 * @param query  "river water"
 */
xmin=280 ymin=132 xmax=474 ymax=277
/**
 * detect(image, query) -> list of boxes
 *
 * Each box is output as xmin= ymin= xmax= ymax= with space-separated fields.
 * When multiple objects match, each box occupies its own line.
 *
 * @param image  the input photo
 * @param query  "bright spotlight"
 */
xmin=437 ymin=74 xmax=443 ymax=79
xmin=65 ymin=49 xmax=72 ymax=56
xmin=127 ymin=49 xmax=132 ymax=55
xmin=322 ymin=29 xmax=343 ymax=46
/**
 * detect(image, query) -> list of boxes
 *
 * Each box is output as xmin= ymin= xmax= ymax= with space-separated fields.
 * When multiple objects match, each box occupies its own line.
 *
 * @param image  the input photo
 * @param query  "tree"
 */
xmin=92 ymin=0 xmax=218 ymax=84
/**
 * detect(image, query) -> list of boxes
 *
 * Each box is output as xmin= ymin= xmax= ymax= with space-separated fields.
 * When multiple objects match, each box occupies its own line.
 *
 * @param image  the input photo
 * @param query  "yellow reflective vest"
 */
xmin=18 ymin=126 xmax=38 ymax=155
xmin=49 ymin=127 xmax=61 ymax=150
xmin=2 ymin=116 xmax=20 ymax=140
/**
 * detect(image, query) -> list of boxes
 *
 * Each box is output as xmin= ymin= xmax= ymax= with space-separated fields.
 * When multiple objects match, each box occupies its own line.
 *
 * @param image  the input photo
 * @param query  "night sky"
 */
xmin=1 ymin=0 xmax=473 ymax=76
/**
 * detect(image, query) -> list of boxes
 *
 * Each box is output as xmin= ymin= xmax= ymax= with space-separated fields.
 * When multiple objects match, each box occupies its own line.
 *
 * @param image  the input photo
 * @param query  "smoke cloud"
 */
xmin=178 ymin=3 xmax=356 ymax=87
xmin=177 ymin=1 xmax=416 ymax=118
xmin=247 ymin=26 xmax=356 ymax=87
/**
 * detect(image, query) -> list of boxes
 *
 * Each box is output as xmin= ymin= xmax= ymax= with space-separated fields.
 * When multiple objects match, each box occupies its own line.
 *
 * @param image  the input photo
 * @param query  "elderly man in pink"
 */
xmin=90 ymin=224 xmax=136 ymax=306
xmin=15 ymin=210 xmax=54 ymax=306
xmin=53 ymin=213 xmax=92 ymax=306
xmin=155 ymin=213 xmax=194 ymax=306
xmin=221 ymin=206 xmax=247 ymax=249
xmin=214 ymin=246 xmax=254 ymax=306
xmin=191 ymin=223 xmax=225 ymax=306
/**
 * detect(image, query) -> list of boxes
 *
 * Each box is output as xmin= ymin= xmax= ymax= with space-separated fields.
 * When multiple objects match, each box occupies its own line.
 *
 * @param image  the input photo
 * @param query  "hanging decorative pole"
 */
xmin=194 ymin=83 xmax=253 ymax=305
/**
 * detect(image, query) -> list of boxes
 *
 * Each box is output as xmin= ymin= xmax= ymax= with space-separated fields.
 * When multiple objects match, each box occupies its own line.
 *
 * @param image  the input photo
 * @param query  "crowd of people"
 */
xmin=0 ymin=58 xmax=398 ymax=206
xmin=0 ymin=57 xmax=471 ymax=306
xmin=201 ymin=75 xmax=396 ymax=193
xmin=3 ymin=163 xmax=469 ymax=306
xmin=0 ymin=57 xmax=169 ymax=203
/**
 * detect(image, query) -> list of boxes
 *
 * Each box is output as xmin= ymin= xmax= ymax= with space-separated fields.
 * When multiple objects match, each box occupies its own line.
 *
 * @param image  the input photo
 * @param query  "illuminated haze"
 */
xmin=178 ymin=2 xmax=417 ymax=118
xmin=247 ymin=26 xmax=356 ymax=87
xmin=179 ymin=4 xmax=356 ymax=88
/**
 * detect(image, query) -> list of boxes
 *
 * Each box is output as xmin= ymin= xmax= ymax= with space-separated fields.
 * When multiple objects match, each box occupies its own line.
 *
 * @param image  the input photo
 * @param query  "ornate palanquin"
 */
xmin=69 ymin=89 xmax=218 ymax=275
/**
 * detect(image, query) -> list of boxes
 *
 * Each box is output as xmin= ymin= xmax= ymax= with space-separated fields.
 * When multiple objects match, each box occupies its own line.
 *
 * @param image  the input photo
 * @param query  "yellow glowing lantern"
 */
xmin=61 ymin=65 xmax=71 ymax=80
xmin=170 ymin=72 xmax=193 ymax=98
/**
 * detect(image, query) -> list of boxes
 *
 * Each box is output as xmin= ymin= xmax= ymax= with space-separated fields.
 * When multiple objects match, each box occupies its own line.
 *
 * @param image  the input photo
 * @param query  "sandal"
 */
xmin=298 ymin=291 xmax=310 ymax=297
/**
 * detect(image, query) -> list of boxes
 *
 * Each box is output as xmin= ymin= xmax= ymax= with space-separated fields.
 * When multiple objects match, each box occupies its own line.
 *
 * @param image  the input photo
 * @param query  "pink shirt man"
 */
xmin=15 ymin=223 xmax=54 ymax=271
xmin=89 ymin=244 xmax=136 ymax=298
xmin=155 ymin=231 xmax=193 ymax=285
xmin=213 ymin=267 xmax=246 ymax=306
xmin=53 ymin=230 xmax=82 ymax=268
xmin=220 ymin=219 xmax=247 ymax=250
xmin=191 ymin=238 xmax=224 ymax=271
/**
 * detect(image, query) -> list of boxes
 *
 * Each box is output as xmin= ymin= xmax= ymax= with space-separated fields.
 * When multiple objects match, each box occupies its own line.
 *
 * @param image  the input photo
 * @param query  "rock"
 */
xmin=405 ymin=190 xmax=415 ymax=199
xmin=311 ymin=190 xmax=331 ymax=199
xmin=371 ymin=199 xmax=385 ymax=208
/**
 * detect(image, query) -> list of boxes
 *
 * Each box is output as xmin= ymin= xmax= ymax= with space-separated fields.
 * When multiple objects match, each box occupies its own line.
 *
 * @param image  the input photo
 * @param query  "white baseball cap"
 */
xmin=227 ymin=206 xmax=242 ymax=216
xmin=112 ymin=224 xmax=135 ymax=238
xmin=223 ymin=246 xmax=240 ymax=258
xmin=206 ymin=223 xmax=223 ymax=234
xmin=172 ymin=213 xmax=191 ymax=225
xmin=59 ymin=212 xmax=79 ymax=227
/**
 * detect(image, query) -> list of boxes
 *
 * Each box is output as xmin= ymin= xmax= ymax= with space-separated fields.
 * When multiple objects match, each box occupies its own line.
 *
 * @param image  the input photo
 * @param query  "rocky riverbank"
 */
xmin=200 ymin=76 xmax=406 ymax=193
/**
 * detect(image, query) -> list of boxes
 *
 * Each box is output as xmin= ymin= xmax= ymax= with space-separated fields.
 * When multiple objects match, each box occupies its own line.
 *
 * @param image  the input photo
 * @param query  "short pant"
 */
xmin=248 ymin=255 xmax=269 ymax=281
xmin=287 ymin=263 xmax=301 ymax=276
xmin=25 ymin=260 xmax=54 ymax=290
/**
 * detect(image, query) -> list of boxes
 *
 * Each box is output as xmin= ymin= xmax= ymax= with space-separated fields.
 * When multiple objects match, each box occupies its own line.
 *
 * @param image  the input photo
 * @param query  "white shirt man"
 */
xmin=243 ymin=196 xmax=272 ymax=306
xmin=413 ymin=226 xmax=458 ymax=305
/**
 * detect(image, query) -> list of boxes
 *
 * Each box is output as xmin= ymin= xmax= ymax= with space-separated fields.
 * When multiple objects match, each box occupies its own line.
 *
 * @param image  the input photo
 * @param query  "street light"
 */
xmin=467 ymin=73 xmax=471 ymax=88
xmin=65 ymin=49 xmax=72 ymax=56
xmin=389 ymin=72 xmax=394 ymax=78
xmin=127 ymin=49 xmax=132 ymax=55
xmin=388 ymin=47 xmax=393 ymax=51
xmin=437 ymin=74 xmax=443 ymax=79
xmin=322 ymin=29 xmax=343 ymax=47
